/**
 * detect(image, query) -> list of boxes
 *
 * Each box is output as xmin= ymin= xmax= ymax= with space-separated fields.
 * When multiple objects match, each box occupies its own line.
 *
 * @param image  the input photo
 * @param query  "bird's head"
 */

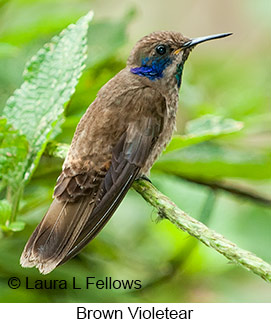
xmin=128 ymin=31 xmax=232 ymax=88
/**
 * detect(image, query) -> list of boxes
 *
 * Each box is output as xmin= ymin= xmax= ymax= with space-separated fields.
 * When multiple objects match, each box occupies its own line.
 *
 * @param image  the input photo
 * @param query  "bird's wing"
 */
xmin=20 ymin=110 xmax=164 ymax=274
xmin=59 ymin=115 xmax=163 ymax=266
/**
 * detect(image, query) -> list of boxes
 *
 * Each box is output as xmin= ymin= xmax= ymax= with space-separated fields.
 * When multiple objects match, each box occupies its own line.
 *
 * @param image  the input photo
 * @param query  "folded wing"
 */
xmin=20 ymin=112 xmax=163 ymax=274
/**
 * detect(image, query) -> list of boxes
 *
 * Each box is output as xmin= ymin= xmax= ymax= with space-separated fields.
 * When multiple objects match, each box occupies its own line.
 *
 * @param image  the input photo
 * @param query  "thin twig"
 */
xmin=178 ymin=175 xmax=271 ymax=206
xmin=133 ymin=179 xmax=271 ymax=283
xmin=135 ymin=191 xmax=216 ymax=292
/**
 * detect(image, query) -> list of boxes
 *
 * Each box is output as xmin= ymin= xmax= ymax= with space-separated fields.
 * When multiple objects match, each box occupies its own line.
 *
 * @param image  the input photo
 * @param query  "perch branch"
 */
xmin=133 ymin=179 xmax=271 ymax=283
xmin=48 ymin=142 xmax=271 ymax=283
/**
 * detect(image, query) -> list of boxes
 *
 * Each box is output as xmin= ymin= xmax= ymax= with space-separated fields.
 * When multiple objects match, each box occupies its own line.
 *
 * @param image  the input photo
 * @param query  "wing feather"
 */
xmin=20 ymin=85 xmax=165 ymax=274
xmin=59 ymin=116 xmax=162 ymax=265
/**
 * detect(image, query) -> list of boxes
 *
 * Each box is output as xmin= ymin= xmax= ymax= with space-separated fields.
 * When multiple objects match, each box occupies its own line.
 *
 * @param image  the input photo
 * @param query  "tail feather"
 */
xmin=20 ymin=196 xmax=96 ymax=274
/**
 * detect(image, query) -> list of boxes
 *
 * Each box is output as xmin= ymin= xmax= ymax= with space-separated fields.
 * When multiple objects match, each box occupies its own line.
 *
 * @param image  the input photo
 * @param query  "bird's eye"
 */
xmin=156 ymin=45 xmax=167 ymax=55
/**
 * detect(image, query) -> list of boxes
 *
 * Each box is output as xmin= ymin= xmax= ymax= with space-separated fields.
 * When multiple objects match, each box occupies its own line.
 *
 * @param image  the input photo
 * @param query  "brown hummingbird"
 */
xmin=20 ymin=31 xmax=232 ymax=274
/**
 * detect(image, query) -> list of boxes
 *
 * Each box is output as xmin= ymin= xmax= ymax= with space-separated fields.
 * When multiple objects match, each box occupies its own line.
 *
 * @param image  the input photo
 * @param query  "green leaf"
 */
xmin=2 ymin=11 xmax=93 ymax=185
xmin=154 ymin=142 xmax=271 ymax=180
xmin=0 ymin=117 xmax=28 ymax=190
xmin=0 ymin=200 xmax=12 ymax=225
xmin=164 ymin=115 xmax=243 ymax=154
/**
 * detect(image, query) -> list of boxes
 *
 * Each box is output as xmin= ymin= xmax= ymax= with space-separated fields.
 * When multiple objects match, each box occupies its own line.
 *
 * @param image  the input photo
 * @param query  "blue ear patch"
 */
xmin=130 ymin=57 xmax=172 ymax=81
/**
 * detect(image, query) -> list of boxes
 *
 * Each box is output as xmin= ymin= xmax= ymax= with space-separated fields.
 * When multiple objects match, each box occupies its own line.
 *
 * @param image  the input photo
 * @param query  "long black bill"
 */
xmin=183 ymin=32 xmax=232 ymax=48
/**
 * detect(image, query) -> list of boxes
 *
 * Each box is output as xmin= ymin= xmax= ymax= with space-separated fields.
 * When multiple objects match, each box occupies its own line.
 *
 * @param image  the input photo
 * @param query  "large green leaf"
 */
xmin=164 ymin=115 xmax=243 ymax=154
xmin=154 ymin=142 xmax=271 ymax=180
xmin=2 ymin=11 xmax=93 ymax=185
xmin=0 ymin=117 xmax=28 ymax=190
xmin=0 ymin=10 xmax=134 ymax=112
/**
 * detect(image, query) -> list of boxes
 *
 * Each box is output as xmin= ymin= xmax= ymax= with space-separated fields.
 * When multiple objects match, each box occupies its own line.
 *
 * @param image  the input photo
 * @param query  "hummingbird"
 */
xmin=20 ymin=31 xmax=232 ymax=274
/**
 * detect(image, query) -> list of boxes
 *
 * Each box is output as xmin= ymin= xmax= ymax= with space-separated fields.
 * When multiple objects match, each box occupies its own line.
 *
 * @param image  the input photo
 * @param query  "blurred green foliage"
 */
xmin=0 ymin=0 xmax=270 ymax=303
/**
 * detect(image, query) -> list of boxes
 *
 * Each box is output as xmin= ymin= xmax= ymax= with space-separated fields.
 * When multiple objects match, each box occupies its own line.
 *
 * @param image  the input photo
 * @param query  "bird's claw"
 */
xmin=138 ymin=174 xmax=152 ymax=183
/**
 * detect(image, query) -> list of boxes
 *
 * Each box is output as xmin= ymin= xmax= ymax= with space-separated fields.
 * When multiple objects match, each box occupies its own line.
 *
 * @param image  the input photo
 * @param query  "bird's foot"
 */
xmin=137 ymin=174 xmax=152 ymax=183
